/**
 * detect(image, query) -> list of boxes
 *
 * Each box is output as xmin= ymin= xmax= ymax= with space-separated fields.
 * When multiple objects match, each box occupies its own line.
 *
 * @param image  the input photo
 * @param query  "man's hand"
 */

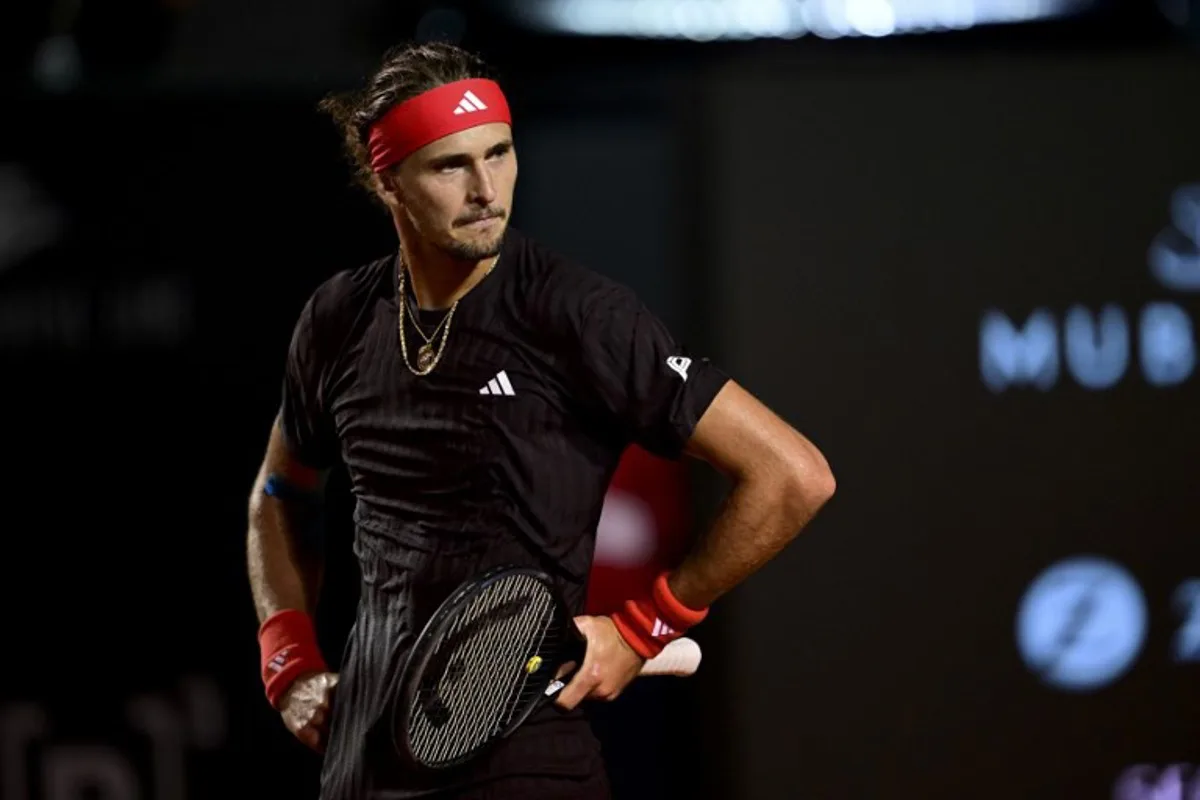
xmin=280 ymin=671 xmax=339 ymax=752
xmin=554 ymin=616 xmax=645 ymax=711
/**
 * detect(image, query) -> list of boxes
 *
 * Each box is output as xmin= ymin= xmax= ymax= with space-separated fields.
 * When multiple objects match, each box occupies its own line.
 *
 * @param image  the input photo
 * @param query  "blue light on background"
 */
xmin=1015 ymin=556 xmax=1148 ymax=692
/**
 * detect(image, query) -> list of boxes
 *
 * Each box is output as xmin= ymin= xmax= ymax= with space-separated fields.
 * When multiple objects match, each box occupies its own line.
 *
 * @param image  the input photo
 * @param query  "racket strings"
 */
xmin=408 ymin=573 xmax=558 ymax=765
xmin=428 ymin=578 xmax=546 ymax=759
xmin=421 ymin=574 xmax=554 ymax=760
xmin=500 ymin=610 xmax=563 ymax=722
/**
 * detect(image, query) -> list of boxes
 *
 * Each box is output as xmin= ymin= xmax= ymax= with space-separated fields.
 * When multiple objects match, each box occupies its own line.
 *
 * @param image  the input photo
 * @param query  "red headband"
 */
xmin=367 ymin=78 xmax=512 ymax=173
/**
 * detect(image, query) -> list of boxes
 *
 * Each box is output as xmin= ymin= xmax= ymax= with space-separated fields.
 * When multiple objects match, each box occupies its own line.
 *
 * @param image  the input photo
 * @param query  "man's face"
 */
xmin=389 ymin=122 xmax=517 ymax=261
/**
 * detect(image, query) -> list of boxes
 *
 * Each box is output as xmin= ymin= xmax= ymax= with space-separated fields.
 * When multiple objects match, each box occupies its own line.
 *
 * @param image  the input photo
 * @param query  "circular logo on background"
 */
xmin=1015 ymin=556 xmax=1148 ymax=691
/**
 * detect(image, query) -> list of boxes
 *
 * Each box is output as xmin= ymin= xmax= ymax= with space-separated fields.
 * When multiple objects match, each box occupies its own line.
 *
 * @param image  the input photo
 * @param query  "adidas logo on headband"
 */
xmin=453 ymin=90 xmax=489 ymax=115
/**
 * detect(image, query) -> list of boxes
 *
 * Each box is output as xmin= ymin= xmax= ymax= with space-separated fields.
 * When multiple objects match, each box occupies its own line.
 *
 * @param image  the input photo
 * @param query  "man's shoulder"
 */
xmin=506 ymin=229 xmax=629 ymax=310
xmin=302 ymin=252 xmax=393 ymax=322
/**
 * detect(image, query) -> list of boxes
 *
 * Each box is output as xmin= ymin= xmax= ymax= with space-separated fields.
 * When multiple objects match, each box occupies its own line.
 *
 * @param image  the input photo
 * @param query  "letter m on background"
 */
xmin=980 ymin=309 xmax=1059 ymax=393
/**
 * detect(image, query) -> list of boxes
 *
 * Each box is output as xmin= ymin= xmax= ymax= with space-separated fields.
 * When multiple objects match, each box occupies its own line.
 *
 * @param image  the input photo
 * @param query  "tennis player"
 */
xmin=246 ymin=41 xmax=835 ymax=800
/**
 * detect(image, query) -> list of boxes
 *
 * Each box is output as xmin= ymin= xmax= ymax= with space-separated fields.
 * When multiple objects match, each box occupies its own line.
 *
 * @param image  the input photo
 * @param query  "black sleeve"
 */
xmin=574 ymin=282 xmax=730 ymax=459
xmin=278 ymin=293 xmax=340 ymax=470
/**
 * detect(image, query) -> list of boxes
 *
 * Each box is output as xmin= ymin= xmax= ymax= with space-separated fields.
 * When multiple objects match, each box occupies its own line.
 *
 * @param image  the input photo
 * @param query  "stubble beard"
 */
xmin=442 ymin=222 xmax=506 ymax=261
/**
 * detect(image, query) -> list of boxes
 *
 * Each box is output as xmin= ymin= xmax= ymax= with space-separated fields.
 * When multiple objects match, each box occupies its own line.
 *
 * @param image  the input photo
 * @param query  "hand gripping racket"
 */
xmin=390 ymin=565 xmax=702 ymax=772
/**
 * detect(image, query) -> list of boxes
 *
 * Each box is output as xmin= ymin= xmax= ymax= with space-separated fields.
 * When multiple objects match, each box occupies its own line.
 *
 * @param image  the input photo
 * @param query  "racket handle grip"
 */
xmin=543 ymin=637 xmax=702 ymax=697
xmin=639 ymin=637 xmax=702 ymax=677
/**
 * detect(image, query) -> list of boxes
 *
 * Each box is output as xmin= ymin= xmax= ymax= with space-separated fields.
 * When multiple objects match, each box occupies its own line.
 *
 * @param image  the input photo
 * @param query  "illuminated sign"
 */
xmin=981 ymin=185 xmax=1199 ymax=392
xmin=1151 ymin=184 xmax=1200 ymax=291
xmin=1173 ymin=578 xmax=1200 ymax=663
xmin=1114 ymin=763 xmax=1200 ymax=800
xmin=0 ymin=675 xmax=225 ymax=800
xmin=1016 ymin=557 xmax=1200 ymax=690
xmin=1015 ymin=556 xmax=1148 ymax=691
xmin=0 ymin=275 xmax=194 ymax=352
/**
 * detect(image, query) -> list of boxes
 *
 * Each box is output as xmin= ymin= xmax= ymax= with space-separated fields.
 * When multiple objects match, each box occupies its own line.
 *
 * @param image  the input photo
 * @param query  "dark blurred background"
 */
xmin=2 ymin=1 xmax=1199 ymax=798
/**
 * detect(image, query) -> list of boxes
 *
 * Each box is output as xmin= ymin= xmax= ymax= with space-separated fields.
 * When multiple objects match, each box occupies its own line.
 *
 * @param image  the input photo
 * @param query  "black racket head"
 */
xmin=390 ymin=565 xmax=582 ymax=772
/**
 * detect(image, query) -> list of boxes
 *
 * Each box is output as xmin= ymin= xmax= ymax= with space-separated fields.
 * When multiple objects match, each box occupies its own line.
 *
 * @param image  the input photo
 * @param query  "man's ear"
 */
xmin=372 ymin=169 xmax=403 ymax=210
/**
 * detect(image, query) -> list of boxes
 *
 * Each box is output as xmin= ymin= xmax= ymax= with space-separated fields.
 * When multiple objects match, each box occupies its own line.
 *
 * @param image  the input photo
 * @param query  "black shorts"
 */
xmin=425 ymin=771 xmax=612 ymax=800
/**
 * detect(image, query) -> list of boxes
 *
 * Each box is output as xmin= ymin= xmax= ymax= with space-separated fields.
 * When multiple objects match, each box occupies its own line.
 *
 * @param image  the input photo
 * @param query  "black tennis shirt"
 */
xmin=278 ymin=227 xmax=729 ymax=798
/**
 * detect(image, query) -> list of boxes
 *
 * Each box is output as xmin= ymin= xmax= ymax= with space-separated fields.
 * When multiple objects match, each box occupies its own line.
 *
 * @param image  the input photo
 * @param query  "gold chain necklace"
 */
xmin=398 ymin=266 xmax=457 ymax=375
xmin=406 ymin=305 xmax=452 ymax=350
xmin=396 ymin=257 xmax=497 ymax=376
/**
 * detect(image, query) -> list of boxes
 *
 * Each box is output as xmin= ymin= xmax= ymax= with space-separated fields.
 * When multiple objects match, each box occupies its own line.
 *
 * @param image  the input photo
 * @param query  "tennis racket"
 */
xmin=389 ymin=564 xmax=702 ymax=772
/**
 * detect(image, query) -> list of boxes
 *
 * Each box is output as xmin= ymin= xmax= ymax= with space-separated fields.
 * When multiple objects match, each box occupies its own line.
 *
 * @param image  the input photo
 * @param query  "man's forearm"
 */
xmin=666 ymin=473 xmax=830 ymax=611
xmin=247 ymin=480 xmax=324 ymax=624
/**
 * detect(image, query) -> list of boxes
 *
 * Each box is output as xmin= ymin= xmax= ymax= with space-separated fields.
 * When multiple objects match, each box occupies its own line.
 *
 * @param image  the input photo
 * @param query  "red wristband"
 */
xmin=610 ymin=572 xmax=709 ymax=659
xmin=258 ymin=609 xmax=328 ymax=710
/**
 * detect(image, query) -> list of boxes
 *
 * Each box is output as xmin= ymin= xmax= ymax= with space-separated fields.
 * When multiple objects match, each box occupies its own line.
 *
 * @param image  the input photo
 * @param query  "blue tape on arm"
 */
xmin=263 ymin=473 xmax=319 ymax=503
xmin=262 ymin=473 xmax=325 ymax=551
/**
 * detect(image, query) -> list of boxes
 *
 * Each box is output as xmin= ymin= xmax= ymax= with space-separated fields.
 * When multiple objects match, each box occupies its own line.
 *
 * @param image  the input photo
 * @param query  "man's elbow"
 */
xmin=779 ymin=452 xmax=835 ymax=523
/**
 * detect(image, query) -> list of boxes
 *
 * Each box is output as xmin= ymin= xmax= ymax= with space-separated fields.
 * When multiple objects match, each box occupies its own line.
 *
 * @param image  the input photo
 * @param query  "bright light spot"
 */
xmin=846 ymin=0 xmax=897 ymax=36
xmin=522 ymin=0 xmax=1087 ymax=39
xmin=632 ymin=0 xmax=668 ymax=36
xmin=934 ymin=0 xmax=978 ymax=28
xmin=595 ymin=490 xmax=658 ymax=567
xmin=671 ymin=1 xmax=712 ymax=40
xmin=735 ymin=0 xmax=793 ymax=36
xmin=805 ymin=0 xmax=854 ymax=37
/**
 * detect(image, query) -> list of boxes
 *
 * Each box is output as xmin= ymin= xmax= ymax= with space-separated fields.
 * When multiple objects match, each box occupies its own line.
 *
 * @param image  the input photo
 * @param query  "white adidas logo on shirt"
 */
xmin=453 ymin=90 xmax=488 ymax=116
xmin=479 ymin=370 xmax=515 ymax=396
